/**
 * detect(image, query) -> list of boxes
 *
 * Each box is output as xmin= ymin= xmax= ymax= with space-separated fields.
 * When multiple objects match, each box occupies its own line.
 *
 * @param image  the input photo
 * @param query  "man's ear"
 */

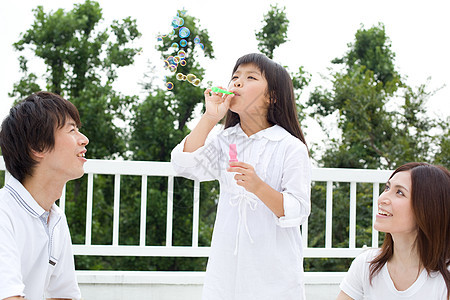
xmin=30 ymin=149 xmax=45 ymax=160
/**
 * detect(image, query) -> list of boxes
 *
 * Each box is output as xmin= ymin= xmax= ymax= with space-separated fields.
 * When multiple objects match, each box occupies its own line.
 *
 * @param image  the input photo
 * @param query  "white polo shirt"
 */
xmin=0 ymin=177 xmax=81 ymax=300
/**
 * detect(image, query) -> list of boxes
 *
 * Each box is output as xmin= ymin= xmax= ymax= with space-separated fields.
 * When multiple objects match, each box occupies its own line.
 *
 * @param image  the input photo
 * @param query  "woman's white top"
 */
xmin=171 ymin=124 xmax=311 ymax=300
xmin=340 ymin=248 xmax=449 ymax=299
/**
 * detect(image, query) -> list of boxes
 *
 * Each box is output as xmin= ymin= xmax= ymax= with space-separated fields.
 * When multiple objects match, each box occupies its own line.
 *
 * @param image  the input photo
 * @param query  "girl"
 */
xmin=171 ymin=53 xmax=311 ymax=299
xmin=337 ymin=162 xmax=450 ymax=300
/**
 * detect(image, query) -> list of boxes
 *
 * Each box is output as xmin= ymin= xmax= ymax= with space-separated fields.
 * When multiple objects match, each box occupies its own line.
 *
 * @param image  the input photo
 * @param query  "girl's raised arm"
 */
xmin=184 ymin=87 xmax=233 ymax=152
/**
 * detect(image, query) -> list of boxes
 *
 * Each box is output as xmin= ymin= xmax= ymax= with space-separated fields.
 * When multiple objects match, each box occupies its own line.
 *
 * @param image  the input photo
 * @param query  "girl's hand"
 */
xmin=227 ymin=161 xmax=264 ymax=194
xmin=203 ymin=87 xmax=234 ymax=122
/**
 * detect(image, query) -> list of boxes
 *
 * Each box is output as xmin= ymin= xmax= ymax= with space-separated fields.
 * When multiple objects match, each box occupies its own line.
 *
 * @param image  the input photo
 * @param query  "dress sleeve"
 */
xmin=45 ymin=215 xmax=82 ymax=300
xmin=170 ymin=134 xmax=221 ymax=182
xmin=339 ymin=250 xmax=371 ymax=300
xmin=0 ymin=208 xmax=26 ymax=299
xmin=276 ymin=140 xmax=311 ymax=227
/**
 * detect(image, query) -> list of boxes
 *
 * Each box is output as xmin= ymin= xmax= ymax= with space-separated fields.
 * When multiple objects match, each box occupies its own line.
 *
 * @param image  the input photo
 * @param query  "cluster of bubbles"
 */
xmin=158 ymin=11 xmax=205 ymax=91
xmin=176 ymin=72 xmax=201 ymax=86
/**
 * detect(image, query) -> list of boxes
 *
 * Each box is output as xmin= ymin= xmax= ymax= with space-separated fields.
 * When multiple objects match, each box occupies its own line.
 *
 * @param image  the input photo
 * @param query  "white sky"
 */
xmin=1 ymin=0 xmax=449 ymax=151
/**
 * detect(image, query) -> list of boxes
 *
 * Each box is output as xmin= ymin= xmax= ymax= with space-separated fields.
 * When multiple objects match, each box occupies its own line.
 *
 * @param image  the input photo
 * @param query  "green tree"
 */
xmin=11 ymin=0 xmax=141 ymax=159
xmin=255 ymin=5 xmax=311 ymax=124
xmin=255 ymin=4 xmax=289 ymax=59
xmin=332 ymin=23 xmax=397 ymax=85
xmin=110 ymin=9 xmax=218 ymax=271
xmin=9 ymin=0 xmax=142 ymax=270
xmin=308 ymin=23 xmax=444 ymax=169
xmin=305 ymin=23 xmax=447 ymax=272
xmin=434 ymin=118 xmax=450 ymax=168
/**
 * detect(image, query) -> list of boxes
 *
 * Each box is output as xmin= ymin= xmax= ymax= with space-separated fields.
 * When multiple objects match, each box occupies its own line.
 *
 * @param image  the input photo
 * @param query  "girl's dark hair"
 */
xmin=369 ymin=162 xmax=450 ymax=297
xmin=0 ymin=91 xmax=81 ymax=182
xmin=224 ymin=53 xmax=308 ymax=150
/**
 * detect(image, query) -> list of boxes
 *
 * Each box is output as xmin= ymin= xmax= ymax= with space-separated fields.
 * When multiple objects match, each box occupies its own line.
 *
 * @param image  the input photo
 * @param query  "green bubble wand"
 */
xmin=211 ymin=86 xmax=235 ymax=95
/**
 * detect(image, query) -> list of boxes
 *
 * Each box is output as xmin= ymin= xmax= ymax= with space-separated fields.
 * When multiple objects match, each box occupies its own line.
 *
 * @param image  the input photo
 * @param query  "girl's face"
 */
xmin=227 ymin=63 xmax=271 ymax=116
xmin=374 ymin=171 xmax=417 ymax=236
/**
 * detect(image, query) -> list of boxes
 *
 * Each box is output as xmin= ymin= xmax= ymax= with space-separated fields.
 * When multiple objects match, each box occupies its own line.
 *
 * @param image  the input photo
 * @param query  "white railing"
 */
xmin=0 ymin=157 xmax=393 ymax=260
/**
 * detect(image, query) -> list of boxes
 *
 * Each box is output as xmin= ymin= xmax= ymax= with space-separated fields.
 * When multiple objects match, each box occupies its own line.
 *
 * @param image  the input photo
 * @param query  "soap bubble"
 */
xmin=169 ymin=65 xmax=177 ymax=72
xmin=161 ymin=13 xmax=204 ymax=90
xmin=186 ymin=74 xmax=197 ymax=83
xmin=167 ymin=56 xmax=177 ymax=65
xmin=163 ymin=60 xmax=170 ymax=68
xmin=176 ymin=73 xmax=184 ymax=81
xmin=177 ymin=50 xmax=186 ymax=59
xmin=172 ymin=16 xmax=184 ymax=28
xmin=198 ymin=43 xmax=205 ymax=50
xmin=179 ymin=27 xmax=190 ymax=38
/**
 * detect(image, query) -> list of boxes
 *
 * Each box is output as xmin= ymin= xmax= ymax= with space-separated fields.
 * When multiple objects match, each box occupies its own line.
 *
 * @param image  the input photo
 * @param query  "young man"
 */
xmin=0 ymin=92 xmax=88 ymax=300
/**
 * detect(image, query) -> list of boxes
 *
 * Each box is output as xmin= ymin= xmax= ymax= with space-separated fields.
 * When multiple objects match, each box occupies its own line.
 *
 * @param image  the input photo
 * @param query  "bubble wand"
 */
xmin=229 ymin=144 xmax=238 ymax=163
xmin=211 ymin=86 xmax=235 ymax=95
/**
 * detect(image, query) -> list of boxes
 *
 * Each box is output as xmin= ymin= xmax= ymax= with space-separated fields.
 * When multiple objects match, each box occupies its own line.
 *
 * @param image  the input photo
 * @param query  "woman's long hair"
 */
xmin=223 ymin=53 xmax=308 ymax=151
xmin=369 ymin=162 xmax=450 ymax=297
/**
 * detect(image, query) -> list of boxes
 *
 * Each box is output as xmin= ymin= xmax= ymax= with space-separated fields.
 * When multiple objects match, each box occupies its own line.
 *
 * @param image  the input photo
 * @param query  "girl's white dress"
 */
xmin=171 ymin=124 xmax=311 ymax=300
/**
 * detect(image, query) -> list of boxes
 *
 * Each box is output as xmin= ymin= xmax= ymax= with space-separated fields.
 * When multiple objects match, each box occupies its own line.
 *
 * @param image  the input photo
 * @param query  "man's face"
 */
xmin=39 ymin=118 xmax=89 ymax=182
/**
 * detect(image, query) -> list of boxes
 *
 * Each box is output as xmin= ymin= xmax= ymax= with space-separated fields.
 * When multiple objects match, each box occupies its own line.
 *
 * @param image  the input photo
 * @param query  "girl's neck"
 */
xmin=239 ymin=114 xmax=272 ymax=137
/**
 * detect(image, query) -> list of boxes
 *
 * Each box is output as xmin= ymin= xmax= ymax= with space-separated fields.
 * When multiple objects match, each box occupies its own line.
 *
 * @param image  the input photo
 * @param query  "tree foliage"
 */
xmin=255 ymin=4 xmax=289 ymax=59
xmin=332 ymin=23 xmax=398 ymax=85
xmin=4 ymin=3 xmax=448 ymax=274
xmin=122 ymin=10 xmax=218 ymax=271
xmin=11 ymin=0 xmax=141 ymax=159
xmin=255 ymin=5 xmax=311 ymax=125
xmin=305 ymin=23 xmax=448 ymax=272
xmin=308 ymin=23 xmax=445 ymax=169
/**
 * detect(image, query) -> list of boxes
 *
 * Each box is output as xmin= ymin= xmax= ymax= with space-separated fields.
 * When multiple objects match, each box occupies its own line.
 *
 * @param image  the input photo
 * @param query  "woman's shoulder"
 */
xmin=354 ymin=248 xmax=381 ymax=264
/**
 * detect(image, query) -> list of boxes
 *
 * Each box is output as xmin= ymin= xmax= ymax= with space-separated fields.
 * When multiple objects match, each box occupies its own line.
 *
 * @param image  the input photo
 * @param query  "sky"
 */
xmin=0 ymin=0 xmax=449 ymax=151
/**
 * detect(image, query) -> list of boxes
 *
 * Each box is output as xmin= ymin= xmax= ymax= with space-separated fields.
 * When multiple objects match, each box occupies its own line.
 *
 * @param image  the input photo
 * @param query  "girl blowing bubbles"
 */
xmin=171 ymin=53 xmax=311 ymax=299
xmin=337 ymin=163 xmax=450 ymax=300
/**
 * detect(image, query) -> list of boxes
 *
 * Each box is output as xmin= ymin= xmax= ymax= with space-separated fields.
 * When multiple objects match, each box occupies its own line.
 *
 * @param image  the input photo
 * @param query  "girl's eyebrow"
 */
xmin=233 ymin=70 xmax=261 ymax=76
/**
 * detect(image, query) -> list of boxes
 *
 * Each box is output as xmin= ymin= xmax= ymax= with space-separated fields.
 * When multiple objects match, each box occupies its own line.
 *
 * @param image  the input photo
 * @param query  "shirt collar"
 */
xmin=223 ymin=123 xmax=290 ymax=141
xmin=6 ymin=176 xmax=48 ymax=218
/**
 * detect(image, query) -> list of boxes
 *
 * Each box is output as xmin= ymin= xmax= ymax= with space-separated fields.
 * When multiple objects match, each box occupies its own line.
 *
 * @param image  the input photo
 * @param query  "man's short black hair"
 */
xmin=0 ymin=92 xmax=81 ymax=182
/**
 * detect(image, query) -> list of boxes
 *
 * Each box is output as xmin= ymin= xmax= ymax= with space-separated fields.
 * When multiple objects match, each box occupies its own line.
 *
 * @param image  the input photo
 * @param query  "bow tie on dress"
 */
xmin=229 ymin=192 xmax=258 ymax=255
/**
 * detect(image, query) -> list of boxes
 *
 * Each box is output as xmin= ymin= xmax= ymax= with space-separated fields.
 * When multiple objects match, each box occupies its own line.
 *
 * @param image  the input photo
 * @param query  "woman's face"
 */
xmin=374 ymin=171 xmax=417 ymax=236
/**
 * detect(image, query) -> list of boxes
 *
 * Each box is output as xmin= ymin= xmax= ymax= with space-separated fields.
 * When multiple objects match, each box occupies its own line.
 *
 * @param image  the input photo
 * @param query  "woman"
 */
xmin=337 ymin=162 xmax=450 ymax=299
